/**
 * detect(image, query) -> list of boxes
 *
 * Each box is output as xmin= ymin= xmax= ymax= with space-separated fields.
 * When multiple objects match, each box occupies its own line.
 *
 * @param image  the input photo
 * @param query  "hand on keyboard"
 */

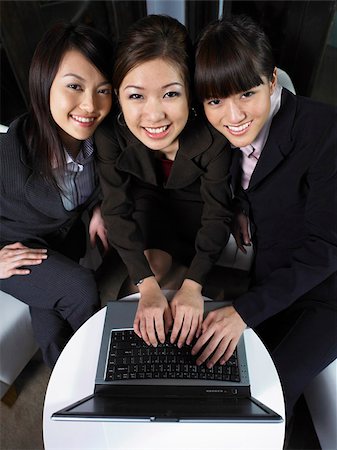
xmin=170 ymin=279 xmax=204 ymax=347
xmin=105 ymin=329 xmax=241 ymax=382
xmin=134 ymin=280 xmax=173 ymax=346
xmin=191 ymin=305 xmax=247 ymax=368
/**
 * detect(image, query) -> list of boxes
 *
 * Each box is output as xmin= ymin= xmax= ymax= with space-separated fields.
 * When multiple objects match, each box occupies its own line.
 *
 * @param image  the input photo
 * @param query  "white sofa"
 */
xmin=0 ymin=291 xmax=38 ymax=398
xmin=305 ymin=360 xmax=337 ymax=450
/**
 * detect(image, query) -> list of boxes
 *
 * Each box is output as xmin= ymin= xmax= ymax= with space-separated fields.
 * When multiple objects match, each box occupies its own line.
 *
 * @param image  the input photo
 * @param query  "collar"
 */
xmin=64 ymin=137 xmax=94 ymax=165
xmin=238 ymin=83 xmax=283 ymax=158
xmin=117 ymin=115 xmax=214 ymax=161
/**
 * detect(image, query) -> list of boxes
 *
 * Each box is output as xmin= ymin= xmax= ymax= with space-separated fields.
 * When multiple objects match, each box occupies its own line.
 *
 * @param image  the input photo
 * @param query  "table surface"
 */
xmin=43 ymin=294 xmax=285 ymax=450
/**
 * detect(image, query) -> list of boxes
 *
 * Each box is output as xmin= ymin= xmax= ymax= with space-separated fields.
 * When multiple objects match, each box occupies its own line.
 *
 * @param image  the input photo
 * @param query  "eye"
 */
xmin=98 ymin=88 xmax=112 ymax=95
xmin=164 ymin=91 xmax=181 ymax=98
xmin=206 ymin=99 xmax=221 ymax=106
xmin=128 ymin=93 xmax=143 ymax=100
xmin=67 ymin=83 xmax=82 ymax=91
xmin=241 ymin=91 xmax=255 ymax=99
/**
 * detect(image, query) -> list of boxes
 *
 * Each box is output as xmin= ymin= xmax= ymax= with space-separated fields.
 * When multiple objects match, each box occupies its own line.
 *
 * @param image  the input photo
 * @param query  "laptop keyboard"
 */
xmin=105 ymin=329 xmax=240 ymax=382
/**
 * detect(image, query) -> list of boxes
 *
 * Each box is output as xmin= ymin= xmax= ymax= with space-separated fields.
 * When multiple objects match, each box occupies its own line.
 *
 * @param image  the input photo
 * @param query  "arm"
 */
xmin=88 ymin=204 xmax=109 ymax=253
xmin=0 ymin=242 xmax=48 ymax=279
xmin=232 ymin=210 xmax=251 ymax=253
xmin=186 ymin=140 xmax=233 ymax=284
xmin=95 ymin=125 xmax=169 ymax=344
xmin=234 ymin=108 xmax=337 ymax=327
xmin=95 ymin=125 xmax=153 ymax=283
xmin=171 ymin=130 xmax=234 ymax=345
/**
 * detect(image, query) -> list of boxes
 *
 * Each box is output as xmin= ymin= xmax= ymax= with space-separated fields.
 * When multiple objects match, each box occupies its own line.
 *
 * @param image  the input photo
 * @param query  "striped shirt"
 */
xmin=53 ymin=138 xmax=97 ymax=211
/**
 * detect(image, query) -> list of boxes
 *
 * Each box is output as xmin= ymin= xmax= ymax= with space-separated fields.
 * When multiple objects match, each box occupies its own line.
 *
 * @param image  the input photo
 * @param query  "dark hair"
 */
xmin=26 ymin=21 xmax=114 ymax=185
xmin=113 ymin=14 xmax=193 ymax=103
xmin=195 ymin=15 xmax=275 ymax=101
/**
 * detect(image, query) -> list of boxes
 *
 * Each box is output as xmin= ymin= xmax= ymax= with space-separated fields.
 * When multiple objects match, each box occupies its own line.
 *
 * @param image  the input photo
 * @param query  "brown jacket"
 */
xmin=95 ymin=114 xmax=233 ymax=285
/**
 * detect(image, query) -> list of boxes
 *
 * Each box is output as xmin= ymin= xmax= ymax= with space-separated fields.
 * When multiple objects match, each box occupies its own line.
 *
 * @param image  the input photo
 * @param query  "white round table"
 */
xmin=43 ymin=294 xmax=285 ymax=449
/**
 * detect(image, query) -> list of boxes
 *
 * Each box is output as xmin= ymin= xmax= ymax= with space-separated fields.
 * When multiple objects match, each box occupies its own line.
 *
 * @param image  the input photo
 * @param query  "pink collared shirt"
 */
xmin=240 ymin=84 xmax=282 ymax=189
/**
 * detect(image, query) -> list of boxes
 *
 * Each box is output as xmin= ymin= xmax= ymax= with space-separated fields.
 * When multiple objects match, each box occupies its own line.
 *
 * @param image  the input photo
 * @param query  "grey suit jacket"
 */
xmin=0 ymin=115 xmax=101 ymax=248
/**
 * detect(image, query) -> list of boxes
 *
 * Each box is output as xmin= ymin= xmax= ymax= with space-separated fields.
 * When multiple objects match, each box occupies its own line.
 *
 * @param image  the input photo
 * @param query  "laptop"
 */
xmin=52 ymin=300 xmax=282 ymax=423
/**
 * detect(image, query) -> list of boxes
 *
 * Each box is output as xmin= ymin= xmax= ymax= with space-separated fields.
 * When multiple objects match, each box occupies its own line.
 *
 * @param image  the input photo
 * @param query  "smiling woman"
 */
xmin=49 ymin=49 xmax=112 ymax=157
xmin=117 ymin=58 xmax=189 ymax=160
xmin=194 ymin=14 xmax=337 ymax=433
xmin=95 ymin=14 xmax=234 ymax=350
xmin=0 ymin=22 xmax=114 ymax=368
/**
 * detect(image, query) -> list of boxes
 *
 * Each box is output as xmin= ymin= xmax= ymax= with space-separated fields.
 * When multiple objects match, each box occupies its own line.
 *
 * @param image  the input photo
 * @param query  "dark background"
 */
xmin=1 ymin=0 xmax=336 ymax=126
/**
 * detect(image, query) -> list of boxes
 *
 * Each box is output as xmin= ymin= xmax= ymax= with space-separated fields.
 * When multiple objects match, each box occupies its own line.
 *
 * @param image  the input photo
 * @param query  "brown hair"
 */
xmin=195 ymin=15 xmax=275 ymax=101
xmin=113 ymin=14 xmax=193 ymax=103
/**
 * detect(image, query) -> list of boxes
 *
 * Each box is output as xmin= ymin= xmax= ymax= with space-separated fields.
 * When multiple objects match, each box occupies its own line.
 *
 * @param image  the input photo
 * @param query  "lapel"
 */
xmin=115 ymin=117 xmax=213 ymax=189
xmin=116 ymin=141 xmax=158 ymax=185
xmin=246 ymin=89 xmax=297 ymax=191
xmin=230 ymin=149 xmax=243 ymax=193
xmin=17 ymin=135 xmax=69 ymax=218
xmin=25 ymin=172 xmax=70 ymax=218
xmin=166 ymin=117 xmax=212 ymax=189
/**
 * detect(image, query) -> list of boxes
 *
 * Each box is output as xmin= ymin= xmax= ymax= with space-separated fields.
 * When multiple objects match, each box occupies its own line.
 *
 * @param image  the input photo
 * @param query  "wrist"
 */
xmin=181 ymin=278 xmax=202 ymax=293
xmin=137 ymin=276 xmax=160 ymax=294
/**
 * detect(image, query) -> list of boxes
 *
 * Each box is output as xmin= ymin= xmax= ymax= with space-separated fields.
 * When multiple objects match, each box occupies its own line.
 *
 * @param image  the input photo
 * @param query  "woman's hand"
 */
xmin=170 ymin=279 xmax=204 ymax=347
xmin=232 ymin=211 xmax=251 ymax=253
xmin=0 ymin=242 xmax=48 ymax=279
xmin=191 ymin=306 xmax=246 ymax=368
xmin=134 ymin=276 xmax=173 ymax=346
xmin=89 ymin=205 xmax=109 ymax=253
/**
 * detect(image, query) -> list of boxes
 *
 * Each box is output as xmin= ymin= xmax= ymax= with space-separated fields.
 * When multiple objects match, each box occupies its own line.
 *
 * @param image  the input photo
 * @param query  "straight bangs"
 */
xmin=195 ymin=40 xmax=263 ymax=102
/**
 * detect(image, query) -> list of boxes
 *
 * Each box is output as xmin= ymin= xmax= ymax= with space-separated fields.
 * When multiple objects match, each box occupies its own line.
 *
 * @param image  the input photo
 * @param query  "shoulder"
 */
xmin=94 ymin=113 xmax=140 ymax=156
xmin=1 ymin=115 xmax=28 ymax=158
xmin=281 ymin=89 xmax=336 ymax=132
xmin=180 ymin=114 xmax=229 ymax=159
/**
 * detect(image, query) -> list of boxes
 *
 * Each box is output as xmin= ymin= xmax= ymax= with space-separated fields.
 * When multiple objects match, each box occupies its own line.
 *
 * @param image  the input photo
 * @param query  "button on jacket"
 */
xmin=95 ymin=114 xmax=233 ymax=285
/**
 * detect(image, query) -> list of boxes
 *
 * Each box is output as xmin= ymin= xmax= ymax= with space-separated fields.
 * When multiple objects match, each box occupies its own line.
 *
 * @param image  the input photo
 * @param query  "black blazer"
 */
xmin=95 ymin=115 xmax=233 ymax=284
xmin=232 ymin=89 xmax=337 ymax=327
xmin=0 ymin=115 xmax=101 ymax=248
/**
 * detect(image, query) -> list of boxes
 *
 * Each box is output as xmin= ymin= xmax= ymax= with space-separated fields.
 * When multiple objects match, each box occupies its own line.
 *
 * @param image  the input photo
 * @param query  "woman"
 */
xmin=0 ymin=22 xmax=113 ymax=367
xmin=96 ymin=15 xmax=233 ymax=348
xmin=193 ymin=14 xmax=337 ymax=422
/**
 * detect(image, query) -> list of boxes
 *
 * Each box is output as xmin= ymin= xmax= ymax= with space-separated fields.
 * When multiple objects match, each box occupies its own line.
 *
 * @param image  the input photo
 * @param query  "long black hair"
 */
xmin=25 ymin=21 xmax=113 ymax=186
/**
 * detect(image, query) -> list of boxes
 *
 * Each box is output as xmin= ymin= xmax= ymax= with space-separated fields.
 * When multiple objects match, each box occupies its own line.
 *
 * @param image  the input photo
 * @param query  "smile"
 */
xmin=71 ymin=115 xmax=96 ymax=124
xmin=144 ymin=125 xmax=169 ymax=134
xmin=226 ymin=121 xmax=252 ymax=133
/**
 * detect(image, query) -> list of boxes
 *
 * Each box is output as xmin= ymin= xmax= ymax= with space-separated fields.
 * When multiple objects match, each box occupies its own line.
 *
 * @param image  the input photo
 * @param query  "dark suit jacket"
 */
xmin=232 ymin=89 xmax=337 ymax=327
xmin=95 ymin=115 xmax=233 ymax=284
xmin=0 ymin=115 xmax=101 ymax=249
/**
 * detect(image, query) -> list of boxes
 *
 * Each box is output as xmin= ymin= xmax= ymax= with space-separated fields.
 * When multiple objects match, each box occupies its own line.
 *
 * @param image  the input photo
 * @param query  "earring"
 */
xmin=190 ymin=107 xmax=197 ymax=118
xmin=117 ymin=111 xmax=125 ymax=126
